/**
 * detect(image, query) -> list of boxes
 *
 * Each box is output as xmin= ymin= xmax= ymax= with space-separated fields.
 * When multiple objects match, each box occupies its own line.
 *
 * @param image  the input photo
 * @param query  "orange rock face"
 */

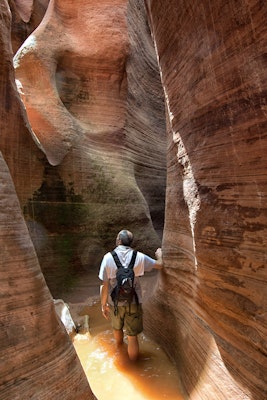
xmin=0 ymin=2 xmax=94 ymax=398
xmin=144 ymin=1 xmax=267 ymax=399
xmin=0 ymin=155 xmax=94 ymax=399
xmin=1 ymin=0 xmax=266 ymax=399
xmin=8 ymin=0 xmax=49 ymax=53
xmin=12 ymin=0 xmax=166 ymax=295
xmin=14 ymin=0 xmax=129 ymax=166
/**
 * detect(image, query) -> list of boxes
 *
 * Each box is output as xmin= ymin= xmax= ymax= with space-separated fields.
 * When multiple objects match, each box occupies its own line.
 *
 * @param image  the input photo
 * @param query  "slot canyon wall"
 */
xmin=9 ymin=0 xmax=166 ymax=296
xmin=0 ymin=0 xmax=266 ymax=399
xmin=1 ymin=0 xmax=165 ymax=398
xmin=0 ymin=158 xmax=94 ymax=400
xmin=144 ymin=0 xmax=267 ymax=399
xmin=0 ymin=1 xmax=94 ymax=398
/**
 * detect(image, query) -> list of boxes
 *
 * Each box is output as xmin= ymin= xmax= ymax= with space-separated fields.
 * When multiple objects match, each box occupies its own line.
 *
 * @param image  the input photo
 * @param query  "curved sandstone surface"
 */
xmin=14 ymin=0 xmax=130 ymax=166
xmin=144 ymin=1 xmax=267 ymax=399
xmin=8 ymin=0 xmax=49 ymax=53
xmin=12 ymin=0 xmax=166 ymax=295
xmin=1 ymin=0 xmax=266 ymax=399
xmin=0 ymin=153 xmax=94 ymax=399
xmin=0 ymin=3 xmax=94 ymax=398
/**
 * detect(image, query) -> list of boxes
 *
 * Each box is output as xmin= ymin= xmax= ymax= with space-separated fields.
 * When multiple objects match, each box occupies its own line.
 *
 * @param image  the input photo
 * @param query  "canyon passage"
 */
xmin=1 ymin=0 xmax=266 ymax=399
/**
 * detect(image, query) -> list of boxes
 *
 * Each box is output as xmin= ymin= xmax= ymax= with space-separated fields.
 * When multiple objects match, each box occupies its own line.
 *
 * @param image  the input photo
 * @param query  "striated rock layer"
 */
xmin=12 ymin=0 xmax=166 ymax=295
xmin=2 ymin=0 xmax=266 ymax=398
xmin=0 ymin=153 xmax=94 ymax=399
xmin=144 ymin=1 xmax=267 ymax=399
xmin=0 ymin=2 xmax=95 ymax=398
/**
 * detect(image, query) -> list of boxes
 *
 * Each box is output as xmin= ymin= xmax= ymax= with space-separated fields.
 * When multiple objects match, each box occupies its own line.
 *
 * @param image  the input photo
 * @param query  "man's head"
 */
xmin=116 ymin=230 xmax=133 ymax=246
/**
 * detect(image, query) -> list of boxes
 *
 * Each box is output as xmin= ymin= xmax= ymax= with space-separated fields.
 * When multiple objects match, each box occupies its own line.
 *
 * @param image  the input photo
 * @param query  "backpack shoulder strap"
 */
xmin=128 ymin=250 xmax=137 ymax=269
xmin=111 ymin=250 xmax=123 ymax=268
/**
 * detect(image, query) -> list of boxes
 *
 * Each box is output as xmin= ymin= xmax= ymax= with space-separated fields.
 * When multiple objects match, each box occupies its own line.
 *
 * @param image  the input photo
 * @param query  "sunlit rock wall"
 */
xmin=144 ymin=1 xmax=267 ymax=399
xmin=11 ymin=0 xmax=166 ymax=296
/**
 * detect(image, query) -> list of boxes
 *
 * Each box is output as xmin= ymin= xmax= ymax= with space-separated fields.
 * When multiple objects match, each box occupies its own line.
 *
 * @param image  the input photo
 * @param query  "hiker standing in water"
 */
xmin=98 ymin=229 xmax=163 ymax=361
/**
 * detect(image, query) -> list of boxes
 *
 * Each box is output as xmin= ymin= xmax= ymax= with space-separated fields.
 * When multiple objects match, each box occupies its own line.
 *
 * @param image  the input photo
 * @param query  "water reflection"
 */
xmin=72 ymin=302 xmax=184 ymax=400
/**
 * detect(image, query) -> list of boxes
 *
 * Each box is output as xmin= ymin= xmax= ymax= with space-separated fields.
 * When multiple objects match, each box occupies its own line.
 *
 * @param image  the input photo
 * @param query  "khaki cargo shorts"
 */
xmin=110 ymin=303 xmax=143 ymax=336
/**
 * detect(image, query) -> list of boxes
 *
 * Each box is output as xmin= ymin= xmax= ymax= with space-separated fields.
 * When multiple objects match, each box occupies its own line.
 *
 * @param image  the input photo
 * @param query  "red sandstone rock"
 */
xmin=11 ymin=0 xmax=166 ymax=295
xmin=8 ymin=0 xmax=49 ymax=53
xmin=0 ymin=0 xmax=44 ymax=205
xmin=144 ymin=1 xmax=267 ymax=399
xmin=3 ymin=0 xmax=266 ymax=398
xmin=0 ymin=3 xmax=95 ymax=398
xmin=0 ymin=153 xmax=94 ymax=399
xmin=14 ymin=0 xmax=130 ymax=166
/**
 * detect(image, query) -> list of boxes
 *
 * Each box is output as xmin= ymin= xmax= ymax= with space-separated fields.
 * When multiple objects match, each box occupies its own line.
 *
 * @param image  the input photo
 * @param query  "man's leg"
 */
xmin=110 ymin=305 xmax=124 ymax=346
xmin=127 ymin=335 xmax=139 ymax=361
xmin=113 ymin=328 xmax=124 ymax=346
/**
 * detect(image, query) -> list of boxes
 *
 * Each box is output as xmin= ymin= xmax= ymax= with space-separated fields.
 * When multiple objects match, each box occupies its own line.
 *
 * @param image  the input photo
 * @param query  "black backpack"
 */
xmin=110 ymin=250 xmax=138 ymax=315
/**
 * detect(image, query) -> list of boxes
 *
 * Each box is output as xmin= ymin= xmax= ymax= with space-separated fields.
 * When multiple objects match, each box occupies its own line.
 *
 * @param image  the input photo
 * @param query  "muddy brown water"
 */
xmin=64 ymin=272 xmax=185 ymax=400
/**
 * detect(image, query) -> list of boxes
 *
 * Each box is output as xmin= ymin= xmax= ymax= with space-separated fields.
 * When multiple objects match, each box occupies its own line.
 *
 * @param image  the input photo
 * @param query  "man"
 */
xmin=98 ymin=229 xmax=163 ymax=361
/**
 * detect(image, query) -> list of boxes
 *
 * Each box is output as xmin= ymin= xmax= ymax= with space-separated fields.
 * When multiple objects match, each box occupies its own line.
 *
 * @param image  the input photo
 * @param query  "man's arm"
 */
xmin=154 ymin=248 xmax=163 ymax=269
xmin=100 ymin=281 xmax=110 ymax=319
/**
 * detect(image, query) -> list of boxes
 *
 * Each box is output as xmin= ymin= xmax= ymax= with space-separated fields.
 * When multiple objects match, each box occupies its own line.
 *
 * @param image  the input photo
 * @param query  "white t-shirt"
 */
xmin=98 ymin=245 xmax=156 ymax=304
